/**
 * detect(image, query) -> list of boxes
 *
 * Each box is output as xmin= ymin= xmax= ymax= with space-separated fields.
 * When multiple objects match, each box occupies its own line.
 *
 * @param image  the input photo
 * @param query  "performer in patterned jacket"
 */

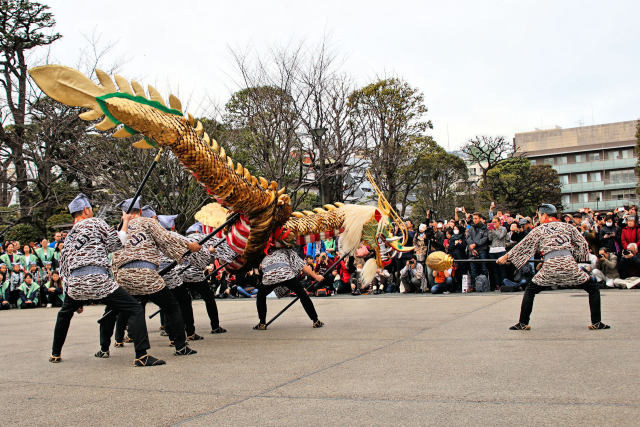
xmin=497 ymin=204 xmax=610 ymax=331
xmin=253 ymin=227 xmax=325 ymax=330
xmin=175 ymin=222 xmax=226 ymax=340
xmin=111 ymin=206 xmax=169 ymax=346
xmin=50 ymin=194 xmax=165 ymax=367
xmin=99 ymin=198 xmax=201 ymax=357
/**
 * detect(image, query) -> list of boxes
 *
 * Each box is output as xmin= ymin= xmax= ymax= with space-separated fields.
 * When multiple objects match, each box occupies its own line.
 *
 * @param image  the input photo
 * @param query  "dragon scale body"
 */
xmin=28 ymin=65 xmax=409 ymax=271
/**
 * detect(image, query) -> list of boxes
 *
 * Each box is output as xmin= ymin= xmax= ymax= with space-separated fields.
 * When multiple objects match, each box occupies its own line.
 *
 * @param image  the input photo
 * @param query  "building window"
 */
xmin=608 ymin=150 xmax=621 ymax=160
xmin=559 ymin=175 xmax=569 ymax=185
xmin=589 ymin=172 xmax=601 ymax=182
xmin=589 ymin=192 xmax=602 ymax=202
xmin=609 ymin=169 xmax=635 ymax=184
xmin=576 ymin=173 xmax=588 ymax=183
xmin=622 ymin=149 xmax=634 ymax=159
xmin=575 ymin=154 xmax=585 ymax=163
xmin=469 ymin=167 xmax=476 ymax=176
xmin=556 ymin=156 xmax=567 ymax=165
xmin=561 ymin=195 xmax=570 ymax=206
xmin=530 ymin=159 xmax=536 ymax=166
xmin=577 ymin=193 xmax=589 ymax=203
xmin=611 ymin=189 xmax=636 ymax=200
xmin=587 ymin=152 xmax=600 ymax=161
xmin=543 ymin=158 xmax=554 ymax=165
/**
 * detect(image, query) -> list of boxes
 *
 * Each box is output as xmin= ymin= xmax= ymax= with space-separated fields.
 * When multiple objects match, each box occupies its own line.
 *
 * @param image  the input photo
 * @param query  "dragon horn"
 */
xmin=29 ymin=65 xmax=107 ymax=112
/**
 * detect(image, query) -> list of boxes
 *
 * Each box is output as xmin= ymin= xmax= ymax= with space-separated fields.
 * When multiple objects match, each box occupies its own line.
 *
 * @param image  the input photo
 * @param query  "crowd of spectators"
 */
xmin=4 ymin=205 xmax=639 ymax=310
xmin=222 ymin=203 xmax=640 ymax=298
xmin=1 ymin=232 xmax=67 ymax=309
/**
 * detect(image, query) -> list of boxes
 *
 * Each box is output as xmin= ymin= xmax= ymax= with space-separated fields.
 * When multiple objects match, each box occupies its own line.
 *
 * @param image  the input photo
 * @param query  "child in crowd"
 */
xmin=8 ymin=263 xmax=24 ymax=306
xmin=18 ymin=273 xmax=39 ymax=308
xmin=45 ymin=271 xmax=65 ymax=307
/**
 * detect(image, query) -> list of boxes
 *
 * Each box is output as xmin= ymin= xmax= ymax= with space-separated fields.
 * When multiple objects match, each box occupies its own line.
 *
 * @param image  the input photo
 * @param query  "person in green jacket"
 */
xmin=28 ymin=263 xmax=47 ymax=307
xmin=0 ymin=279 xmax=10 ymax=310
xmin=18 ymin=273 xmax=39 ymax=308
xmin=20 ymin=245 xmax=39 ymax=271
xmin=0 ymin=242 xmax=24 ymax=270
xmin=45 ymin=271 xmax=65 ymax=308
xmin=36 ymin=239 xmax=56 ymax=267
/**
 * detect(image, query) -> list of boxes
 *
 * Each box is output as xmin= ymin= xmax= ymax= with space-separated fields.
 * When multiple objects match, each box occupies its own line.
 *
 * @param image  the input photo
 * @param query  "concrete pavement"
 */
xmin=0 ymin=289 xmax=638 ymax=426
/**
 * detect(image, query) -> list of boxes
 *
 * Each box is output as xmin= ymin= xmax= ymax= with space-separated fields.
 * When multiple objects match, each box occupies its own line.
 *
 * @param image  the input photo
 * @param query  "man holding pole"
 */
xmin=100 ymin=198 xmax=201 ymax=357
xmin=176 ymin=222 xmax=227 ymax=340
xmin=49 ymin=194 xmax=165 ymax=367
xmin=497 ymin=204 xmax=611 ymax=331
xmin=253 ymin=227 xmax=325 ymax=330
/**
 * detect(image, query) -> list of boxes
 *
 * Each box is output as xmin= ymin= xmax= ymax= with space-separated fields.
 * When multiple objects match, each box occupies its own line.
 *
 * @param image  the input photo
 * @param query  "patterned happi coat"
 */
xmin=181 ymin=232 xmax=214 ymax=283
xmin=112 ymin=217 xmax=189 ymax=295
xmin=508 ymin=221 xmax=590 ymax=288
xmin=60 ymin=217 xmax=123 ymax=300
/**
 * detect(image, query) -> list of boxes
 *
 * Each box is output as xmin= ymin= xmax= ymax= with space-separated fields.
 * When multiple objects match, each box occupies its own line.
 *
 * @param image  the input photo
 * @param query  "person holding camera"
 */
xmin=614 ymin=243 xmax=640 ymax=288
xmin=598 ymin=216 xmax=619 ymax=254
xmin=467 ymin=212 xmax=489 ymax=290
xmin=400 ymin=256 xmax=427 ymax=293
xmin=592 ymin=247 xmax=619 ymax=288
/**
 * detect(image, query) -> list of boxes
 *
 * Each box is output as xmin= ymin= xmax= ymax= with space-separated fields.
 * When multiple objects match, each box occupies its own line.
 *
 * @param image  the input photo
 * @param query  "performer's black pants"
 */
xmin=173 ymin=281 xmax=220 ymax=335
xmin=52 ymin=287 xmax=150 ymax=358
xmin=518 ymin=280 xmax=601 ymax=325
xmin=256 ymin=277 xmax=318 ymax=324
xmin=114 ymin=312 xmax=127 ymax=343
xmin=100 ymin=287 xmax=186 ymax=351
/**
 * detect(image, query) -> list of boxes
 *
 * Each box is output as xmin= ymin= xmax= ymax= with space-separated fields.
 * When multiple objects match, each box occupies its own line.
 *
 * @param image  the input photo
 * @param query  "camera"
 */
xmin=623 ymin=250 xmax=631 ymax=256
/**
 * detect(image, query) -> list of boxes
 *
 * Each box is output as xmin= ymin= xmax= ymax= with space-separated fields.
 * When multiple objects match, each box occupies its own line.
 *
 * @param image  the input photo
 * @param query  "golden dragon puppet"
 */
xmin=29 ymin=65 xmax=413 ymax=277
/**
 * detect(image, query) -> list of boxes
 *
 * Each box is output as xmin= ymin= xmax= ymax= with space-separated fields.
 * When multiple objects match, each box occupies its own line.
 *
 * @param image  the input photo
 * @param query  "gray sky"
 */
xmin=41 ymin=0 xmax=640 ymax=150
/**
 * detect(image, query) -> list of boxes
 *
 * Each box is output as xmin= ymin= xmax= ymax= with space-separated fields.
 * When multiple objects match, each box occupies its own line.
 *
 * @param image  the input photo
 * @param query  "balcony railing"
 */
xmin=561 ymin=178 xmax=638 ymax=193
xmin=551 ymin=157 xmax=636 ymax=174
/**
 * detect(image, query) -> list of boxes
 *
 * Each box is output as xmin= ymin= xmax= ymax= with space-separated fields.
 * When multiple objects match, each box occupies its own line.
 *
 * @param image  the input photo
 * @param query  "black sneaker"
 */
xmin=187 ymin=333 xmax=204 ymax=341
xmin=175 ymin=345 xmax=197 ymax=356
xmin=94 ymin=350 xmax=110 ymax=358
xmin=114 ymin=342 xmax=124 ymax=348
xmin=159 ymin=330 xmax=168 ymax=337
xmin=48 ymin=354 xmax=62 ymax=363
xmin=253 ymin=323 xmax=267 ymax=330
xmin=589 ymin=322 xmax=611 ymax=330
xmin=211 ymin=326 xmax=227 ymax=334
xmin=509 ymin=323 xmax=531 ymax=330
xmin=134 ymin=354 xmax=166 ymax=367
xmin=313 ymin=320 xmax=324 ymax=328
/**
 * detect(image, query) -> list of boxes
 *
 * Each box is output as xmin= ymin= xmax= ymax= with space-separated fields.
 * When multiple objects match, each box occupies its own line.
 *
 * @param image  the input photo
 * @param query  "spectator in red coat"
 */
xmin=621 ymin=217 xmax=640 ymax=250
xmin=334 ymin=251 xmax=351 ymax=284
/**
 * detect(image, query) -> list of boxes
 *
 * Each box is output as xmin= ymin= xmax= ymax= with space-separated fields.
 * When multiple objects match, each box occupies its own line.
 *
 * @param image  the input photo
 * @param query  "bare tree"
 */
xmin=461 ymin=135 xmax=518 ymax=185
xmin=348 ymin=77 xmax=433 ymax=215
xmin=224 ymin=41 xmax=367 ymax=209
xmin=0 ymin=0 xmax=61 ymax=215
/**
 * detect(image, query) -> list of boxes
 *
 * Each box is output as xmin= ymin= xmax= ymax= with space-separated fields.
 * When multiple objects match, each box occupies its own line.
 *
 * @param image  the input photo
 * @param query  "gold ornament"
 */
xmin=426 ymin=251 xmax=454 ymax=272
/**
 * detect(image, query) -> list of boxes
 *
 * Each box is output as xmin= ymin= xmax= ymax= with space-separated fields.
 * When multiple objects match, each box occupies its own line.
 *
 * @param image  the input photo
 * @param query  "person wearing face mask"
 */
xmin=497 ymin=204 xmax=610 ymax=331
xmin=488 ymin=217 xmax=508 ymax=290
xmin=447 ymin=224 xmax=467 ymax=292
xmin=598 ymin=216 xmax=618 ymax=254
xmin=413 ymin=224 xmax=428 ymax=266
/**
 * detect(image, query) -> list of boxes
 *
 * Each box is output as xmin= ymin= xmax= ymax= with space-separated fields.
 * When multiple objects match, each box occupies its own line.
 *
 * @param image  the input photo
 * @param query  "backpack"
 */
xmin=475 ymin=275 xmax=490 ymax=292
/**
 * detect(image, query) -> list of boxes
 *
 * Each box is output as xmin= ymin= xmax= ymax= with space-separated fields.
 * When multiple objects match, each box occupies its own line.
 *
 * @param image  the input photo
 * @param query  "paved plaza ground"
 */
xmin=1 ymin=289 xmax=638 ymax=426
